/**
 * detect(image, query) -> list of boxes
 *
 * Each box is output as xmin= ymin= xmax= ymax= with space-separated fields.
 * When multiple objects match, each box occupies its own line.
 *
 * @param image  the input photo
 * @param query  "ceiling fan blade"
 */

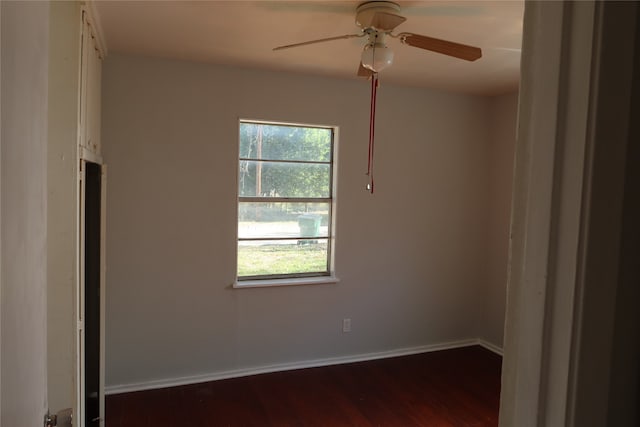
xmin=398 ymin=33 xmax=482 ymax=61
xmin=371 ymin=11 xmax=406 ymax=31
xmin=273 ymin=33 xmax=364 ymax=51
xmin=357 ymin=62 xmax=373 ymax=78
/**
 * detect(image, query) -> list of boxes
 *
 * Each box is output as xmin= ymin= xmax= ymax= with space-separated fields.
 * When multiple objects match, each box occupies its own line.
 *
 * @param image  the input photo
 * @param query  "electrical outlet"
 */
xmin=343 ymin=318 xmax=351 ymax=333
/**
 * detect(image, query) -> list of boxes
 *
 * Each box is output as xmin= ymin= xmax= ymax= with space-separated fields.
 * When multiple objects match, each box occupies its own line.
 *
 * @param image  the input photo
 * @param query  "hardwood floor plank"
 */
xmin=106 ymin=345 xmax=501 ymax=427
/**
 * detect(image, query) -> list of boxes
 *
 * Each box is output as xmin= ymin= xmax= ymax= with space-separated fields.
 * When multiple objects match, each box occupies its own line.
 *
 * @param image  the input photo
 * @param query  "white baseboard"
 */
xmin=106 ymin=338 xmax=501 ymax=395
xmin=478 ymin=339 xmax=504 ymax=356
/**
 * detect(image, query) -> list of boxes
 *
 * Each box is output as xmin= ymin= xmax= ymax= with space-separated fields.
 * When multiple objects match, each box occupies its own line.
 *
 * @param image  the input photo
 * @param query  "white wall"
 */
xmin=47 ymin=0 xmax=81 ymax=414
xmin=1 ymin=1 xmax=50 ymax=425
xmin=102 ymin=54 xmax=510 ymax=389
xmin=482 ymin=92 xmax=518 ymax=348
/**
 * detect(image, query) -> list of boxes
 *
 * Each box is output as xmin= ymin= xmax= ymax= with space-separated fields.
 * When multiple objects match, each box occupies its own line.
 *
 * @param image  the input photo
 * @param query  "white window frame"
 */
xmin=234 ymin=120 xmax=338 ymax=288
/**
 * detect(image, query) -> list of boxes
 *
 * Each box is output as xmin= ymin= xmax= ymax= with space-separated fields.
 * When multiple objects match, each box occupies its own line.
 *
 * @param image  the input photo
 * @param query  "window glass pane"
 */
xmin=238 ymin=202 xmax=330 ymax=239
xmin=237 ymin=239 xmax=329 ymax=278
xmin=237 ymin=120 xmax=334 ymax=281
xmin=240 ymin=123 xmax=331 ymax=162
xmin=239 ymin=160 xmax=330 ymax=198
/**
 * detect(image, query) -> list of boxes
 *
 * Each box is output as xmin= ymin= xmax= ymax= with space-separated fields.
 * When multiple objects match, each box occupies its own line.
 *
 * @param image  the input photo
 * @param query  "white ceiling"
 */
xmin=94 ymin=1 xmax=523 ymax=95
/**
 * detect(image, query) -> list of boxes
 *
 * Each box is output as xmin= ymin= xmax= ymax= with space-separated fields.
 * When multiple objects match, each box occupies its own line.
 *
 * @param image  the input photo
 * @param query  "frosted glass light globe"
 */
xmin=361 ymin=43 xmax=394 ymax=72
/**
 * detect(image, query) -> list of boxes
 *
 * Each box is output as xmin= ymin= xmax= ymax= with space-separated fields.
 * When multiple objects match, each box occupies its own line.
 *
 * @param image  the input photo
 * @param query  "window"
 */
xmin=237 ymin=121 xmax=335 ymax=283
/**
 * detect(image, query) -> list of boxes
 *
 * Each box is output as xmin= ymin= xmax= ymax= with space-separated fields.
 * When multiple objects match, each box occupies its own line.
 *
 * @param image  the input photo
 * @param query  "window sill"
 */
xmin=233 ymin=276 xmax=339 ymax=289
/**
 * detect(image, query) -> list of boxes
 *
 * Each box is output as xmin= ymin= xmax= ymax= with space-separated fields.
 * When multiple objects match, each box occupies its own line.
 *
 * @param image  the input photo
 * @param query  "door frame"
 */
xmin=499 ymin=2 xmax=639 ymax=425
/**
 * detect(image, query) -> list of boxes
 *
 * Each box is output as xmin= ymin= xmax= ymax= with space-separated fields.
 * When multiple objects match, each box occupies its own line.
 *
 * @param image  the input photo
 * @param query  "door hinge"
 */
xmin=45 ymin=408 xmax=73 ymax=427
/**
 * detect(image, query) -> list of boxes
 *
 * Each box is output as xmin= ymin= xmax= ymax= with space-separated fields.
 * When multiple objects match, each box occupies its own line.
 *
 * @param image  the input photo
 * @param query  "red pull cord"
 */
xmin=367 ymin=73 xmax=379 ymax=194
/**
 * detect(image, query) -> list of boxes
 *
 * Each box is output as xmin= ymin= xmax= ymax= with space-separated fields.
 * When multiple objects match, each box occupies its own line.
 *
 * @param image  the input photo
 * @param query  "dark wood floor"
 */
xmin=106 ymin=345 xmax=501 ymax=427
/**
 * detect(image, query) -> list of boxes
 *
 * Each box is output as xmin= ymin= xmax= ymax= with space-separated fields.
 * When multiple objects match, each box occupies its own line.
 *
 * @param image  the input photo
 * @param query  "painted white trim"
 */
xmin=80 ymin=146 xmax=103 ymax=165
xmin=99 ymin=165 xmax=107 ymax=427
xmin=234 ymin=276 xmax=339 ymax=289
xmin=83 ymin=1 xmax=107 ymax=57
xmin=77 ymin=161 xmax=86 ymax=427
xmin=106 ymin=339 xmax=492 ymax=395
xmin=478 ymin=339 xmax=504 ymax=356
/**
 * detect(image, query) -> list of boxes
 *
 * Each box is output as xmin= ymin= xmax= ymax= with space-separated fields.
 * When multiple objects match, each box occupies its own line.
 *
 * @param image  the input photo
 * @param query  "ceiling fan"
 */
xmin=274 ymin=1 xmax=482 ymax=194
xmin=273 ymin=1 xmax=482 ymax=76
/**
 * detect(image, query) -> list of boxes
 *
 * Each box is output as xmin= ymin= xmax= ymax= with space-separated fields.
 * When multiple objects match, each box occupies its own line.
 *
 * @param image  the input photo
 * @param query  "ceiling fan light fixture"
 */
xmin=361 ymin=43 xmax=394 ymax=72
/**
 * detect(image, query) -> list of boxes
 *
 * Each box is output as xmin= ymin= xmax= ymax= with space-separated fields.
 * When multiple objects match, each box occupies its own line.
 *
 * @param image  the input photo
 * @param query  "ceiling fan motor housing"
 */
xmin=355 ymin=1 xmax=401 ymax=29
